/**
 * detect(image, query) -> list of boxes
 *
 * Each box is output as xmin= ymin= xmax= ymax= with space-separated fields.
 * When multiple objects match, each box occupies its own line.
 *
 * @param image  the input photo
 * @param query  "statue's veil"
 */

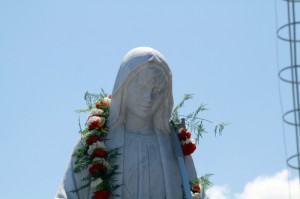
xmin=108 ymin=47 xmax=174 ymax=133
xmin=104 ymin=47 xmax=197 ymax=199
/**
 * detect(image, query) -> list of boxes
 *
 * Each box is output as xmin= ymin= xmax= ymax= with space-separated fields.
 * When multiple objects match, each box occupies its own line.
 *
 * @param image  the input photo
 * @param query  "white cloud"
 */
xmin=206 ymin=186 xmax=231 ymax=199
xmin=206 ymin=169 xmax=300 ymax=199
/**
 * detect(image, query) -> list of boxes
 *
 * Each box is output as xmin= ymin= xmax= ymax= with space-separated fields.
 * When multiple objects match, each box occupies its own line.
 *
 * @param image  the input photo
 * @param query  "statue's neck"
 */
xmin=124 ymin=112 xmax=154 ymax=135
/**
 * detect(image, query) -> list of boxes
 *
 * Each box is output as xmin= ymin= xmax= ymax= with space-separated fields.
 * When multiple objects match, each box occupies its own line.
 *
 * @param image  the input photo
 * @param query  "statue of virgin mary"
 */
xmin=55 ymin=47 xmax=198 ymax=199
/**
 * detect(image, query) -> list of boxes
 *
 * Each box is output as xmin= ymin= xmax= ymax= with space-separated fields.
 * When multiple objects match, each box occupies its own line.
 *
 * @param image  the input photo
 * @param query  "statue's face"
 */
xmin=126 ymin=63 xmax=166 ymax=119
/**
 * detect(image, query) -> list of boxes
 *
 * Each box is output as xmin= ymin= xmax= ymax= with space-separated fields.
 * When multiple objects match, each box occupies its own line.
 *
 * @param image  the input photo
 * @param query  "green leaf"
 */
xmin=214 ymin=122 xmax=230 ymax=136
xmin=171 ymin=94 xmax=228 ymax=142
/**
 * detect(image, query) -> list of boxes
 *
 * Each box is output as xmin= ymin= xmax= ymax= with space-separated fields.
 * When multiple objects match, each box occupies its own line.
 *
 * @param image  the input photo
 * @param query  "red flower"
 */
xmin=96 ymin=101 xmax=110 ymax=109
xmin=94 ymin=190 xmax=110 ymax=199
xmin=89 ymin=164 xmax=101 ymax=175
xmin=88 ymin=120 xmax=104 ymax=131
xmin=99 ymin=164 xmax=107 ymax=172
xmin=102 ymin=101 xmax=110 ymax=107
xmin=86 ymin=135 xmax=102 ymax=145
xmin=178 ymin=130 xmax=191 ymax=141
xmin=182 ymin=143 xmax=196 ymax=156
xmin=192 ymin=184 xmax=201 ymax=193
xmin=95 ymin=102 xmax=101 ymax=109
xmin=91 ymin=149 xmax=107 ymax=158
xmin=89 ymin=164 xmax=107 ymax=176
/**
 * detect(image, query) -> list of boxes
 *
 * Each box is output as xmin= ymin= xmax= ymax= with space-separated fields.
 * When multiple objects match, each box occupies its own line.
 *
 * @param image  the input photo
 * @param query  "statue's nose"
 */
xmin=143 ymin=90 xmax=152 ymax=102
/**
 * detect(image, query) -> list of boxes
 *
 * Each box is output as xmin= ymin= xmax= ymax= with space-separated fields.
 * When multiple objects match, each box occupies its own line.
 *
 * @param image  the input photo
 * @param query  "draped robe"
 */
xmin=54 ymin=125 xmax=197 ymax=199
xmin=55 ymin=46 xmax=198 ymax=199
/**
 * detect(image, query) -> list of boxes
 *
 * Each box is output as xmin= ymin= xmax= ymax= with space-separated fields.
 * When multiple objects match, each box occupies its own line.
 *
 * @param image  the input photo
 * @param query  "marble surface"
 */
xmin=55 ymin=47 xmax=198 ymax=199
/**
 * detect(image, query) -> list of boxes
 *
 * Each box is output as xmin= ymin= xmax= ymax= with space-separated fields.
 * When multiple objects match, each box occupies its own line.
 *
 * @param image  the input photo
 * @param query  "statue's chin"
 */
xmin=135 ymin=111 xmax=153 ymax=120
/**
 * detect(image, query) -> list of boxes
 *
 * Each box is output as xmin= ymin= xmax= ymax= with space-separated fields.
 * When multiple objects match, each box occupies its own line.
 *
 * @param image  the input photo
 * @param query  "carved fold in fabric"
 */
xmin=123 ymin=132 xmax=165 ymax=199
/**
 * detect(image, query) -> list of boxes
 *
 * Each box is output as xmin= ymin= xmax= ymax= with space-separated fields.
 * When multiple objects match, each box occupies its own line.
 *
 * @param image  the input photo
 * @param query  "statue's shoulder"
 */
xmin=72 ymin=138 xmax=85 ymax=152
xmin=106 ymin=125 xmax=125 ymax=150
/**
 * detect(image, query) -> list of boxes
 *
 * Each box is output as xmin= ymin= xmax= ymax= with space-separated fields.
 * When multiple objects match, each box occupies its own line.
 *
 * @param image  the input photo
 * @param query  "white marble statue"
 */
xmin=55 ymin=47 xmax=198 ymax=199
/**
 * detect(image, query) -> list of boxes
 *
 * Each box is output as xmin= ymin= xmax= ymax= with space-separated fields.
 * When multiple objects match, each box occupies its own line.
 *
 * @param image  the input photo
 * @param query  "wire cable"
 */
xmin=287 ymin=2 xmax=300 ymax=190
xmin=275 ymin=1 xmax=292 ymax=198
xmin=277 ymin=0 xmax=300 ymax=196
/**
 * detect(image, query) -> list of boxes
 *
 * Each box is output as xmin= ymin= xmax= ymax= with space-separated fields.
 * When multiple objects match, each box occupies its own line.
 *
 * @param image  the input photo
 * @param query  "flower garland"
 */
xmin=177 ymin=127 xmax=197 ymax=156
xmin=72 ymin=91 xmax=218 ymax=199
xmin=176 ymin=127 xmax=200 ymax=198
xmin=72 ymin=93 xmax=121 ymax=199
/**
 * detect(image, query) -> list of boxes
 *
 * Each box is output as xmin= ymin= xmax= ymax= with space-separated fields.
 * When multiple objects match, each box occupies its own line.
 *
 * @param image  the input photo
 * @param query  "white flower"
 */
xmin=103 ymin=96 xmax=111 ymax=104
xmin=88 ymin=141 xmax=106 ymax=155
xmin=94 ymin=157 xmax=109 ymax=166
xmin=91 ymin=178 xmax=103 ymax=188
xmin=192 ymin=192 xmax=201 ymax=199
xmin=181 ymin=138 xmax=195 ymax=145
xmin=92 ymin=157 xmax=110 ymax=170
xmin=91 ymin=108 xmax=104 ymax=116
xmin=103 ymin=161 xmax=110 ymax=168
xmin=86 ymin=116 xmax=105 ymax=127
xmin=178 ymin=127 xmax=185 ymax=134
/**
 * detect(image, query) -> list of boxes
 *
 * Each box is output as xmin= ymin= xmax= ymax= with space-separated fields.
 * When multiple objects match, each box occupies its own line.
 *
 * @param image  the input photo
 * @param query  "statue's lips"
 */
xmin=139 ymin=104 xmax=151 ymax=110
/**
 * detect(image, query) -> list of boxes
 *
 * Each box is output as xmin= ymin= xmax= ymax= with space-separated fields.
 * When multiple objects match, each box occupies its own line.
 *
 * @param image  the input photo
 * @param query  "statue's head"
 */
xmin=108 ymin=47 xmax=173 ymax=132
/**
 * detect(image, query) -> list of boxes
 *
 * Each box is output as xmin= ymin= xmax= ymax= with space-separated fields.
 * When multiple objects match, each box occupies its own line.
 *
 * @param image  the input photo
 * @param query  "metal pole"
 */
xmin=171 ymin=119 xmax=192 ymax=199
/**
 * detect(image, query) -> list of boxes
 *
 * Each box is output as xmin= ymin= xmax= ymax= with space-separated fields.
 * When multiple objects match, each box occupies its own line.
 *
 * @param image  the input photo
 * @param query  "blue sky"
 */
xmin=1 ymin=1 xmax=298 ymax=198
